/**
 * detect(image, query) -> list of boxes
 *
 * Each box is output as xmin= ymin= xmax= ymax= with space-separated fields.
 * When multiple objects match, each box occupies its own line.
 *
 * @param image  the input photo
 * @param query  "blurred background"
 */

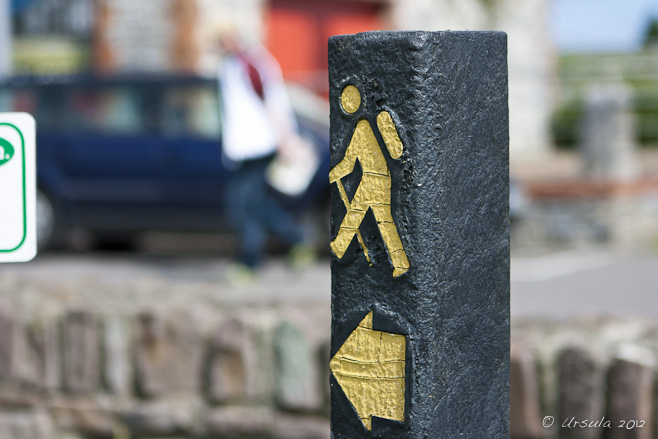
xmin=1 ymin=0 xmax=658 ymax=438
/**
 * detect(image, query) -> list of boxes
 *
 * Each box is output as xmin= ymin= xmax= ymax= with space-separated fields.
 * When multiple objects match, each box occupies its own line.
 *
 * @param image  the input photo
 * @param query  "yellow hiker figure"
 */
xmin=330 ymin=84 xmax=410 ymax=278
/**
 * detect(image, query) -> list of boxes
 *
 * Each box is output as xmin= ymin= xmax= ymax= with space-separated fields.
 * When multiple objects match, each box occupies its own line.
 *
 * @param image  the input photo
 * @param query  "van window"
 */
xmin=0 ymin=88 xmax=37 ymax=114
xmin=162 ymin=86 xmax=220 ymax=139
xmin=64 ymin=88 xmax=100 ymax=132
xmin=0 ymin=89 xmax=11 ymax=112
xmin=62 ymin=87 xmax=144 ymax=134
xmin=98 ymin=89 xmax=142 ymax=134
xmin=189 ymin=88 xmax=221 ymax=138
xmin=37 ymin=87 xmax=65 ymax=130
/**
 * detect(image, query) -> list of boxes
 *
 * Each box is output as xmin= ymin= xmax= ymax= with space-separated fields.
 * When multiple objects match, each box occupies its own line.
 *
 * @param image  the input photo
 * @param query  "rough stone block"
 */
xmin=0 ymin=392 xmax=40 ymax=409
xmin=510 ymin=343 xmax=543 ymax=439
xmin=54 ymin=432 xmax=85 ymax=439
xmin=557 ymin=344 xmax=606 ymax=439
xmin=272 ymin=415 xmax=330 ymax=439
xmin=134 ymin=310 xmax=204 ymax=397
xmin=248 ymin=310 xmax=278 ymax=403
xmin=0 ymin=409 xmax=54 ymax=439
xmin=274 ymin=321 xmax=322 ymax=411
xmin=319 ymin=341 xmax=331 ymax=415
xmin=605 ymin=346 xmax=655 ymax=439
xmin=102 ymin=316 xmax=133 ymax=396
xmin=22 ymin=317 xmax=60 ymax=392
xmin=329 ymin=31 xmax=509 ymax=438
xmin=205 ymin=406 xmax=274 ymax=437
xmin=61 ymin=310 xmax=101 ymax=393
xmin=49 ymin=400 xmax=117 ymax=438
xmin=0 ymin=306 xmax=18 ymax=383
xmin=121 ymin=401 xmax=199 ymax=437
xmin=206 ymin=316 xmax=257 ymax=404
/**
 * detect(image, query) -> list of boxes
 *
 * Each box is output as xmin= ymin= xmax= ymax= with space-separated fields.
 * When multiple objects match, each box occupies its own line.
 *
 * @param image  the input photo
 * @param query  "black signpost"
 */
xmin=328 ymin=31 xmax=510 ymax=438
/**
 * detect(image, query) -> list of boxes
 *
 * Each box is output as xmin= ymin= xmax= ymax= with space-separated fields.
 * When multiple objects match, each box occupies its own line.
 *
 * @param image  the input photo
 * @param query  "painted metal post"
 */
xmin=329 ymin=31 xmax=509 ymax=438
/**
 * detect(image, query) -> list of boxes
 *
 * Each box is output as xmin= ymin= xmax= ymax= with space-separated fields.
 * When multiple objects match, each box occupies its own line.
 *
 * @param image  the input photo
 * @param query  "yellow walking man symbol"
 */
xmin=330 ymin=85 xmax=410 ymax=278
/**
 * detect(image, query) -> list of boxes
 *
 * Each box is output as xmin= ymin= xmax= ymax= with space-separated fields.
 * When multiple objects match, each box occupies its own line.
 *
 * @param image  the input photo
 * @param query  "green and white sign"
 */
xmin=0 ymin=113 xmax=36 ymax=262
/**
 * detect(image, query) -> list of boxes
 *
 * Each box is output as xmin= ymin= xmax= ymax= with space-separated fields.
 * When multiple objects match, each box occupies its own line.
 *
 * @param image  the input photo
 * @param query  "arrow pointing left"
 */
xmin=330 ymin=311 xmax=406 ymax=431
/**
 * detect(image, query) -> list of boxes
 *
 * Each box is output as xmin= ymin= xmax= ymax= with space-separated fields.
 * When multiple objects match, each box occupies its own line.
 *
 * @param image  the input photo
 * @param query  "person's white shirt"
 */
xmin=218 ymin=45 xmax=297 ymax=164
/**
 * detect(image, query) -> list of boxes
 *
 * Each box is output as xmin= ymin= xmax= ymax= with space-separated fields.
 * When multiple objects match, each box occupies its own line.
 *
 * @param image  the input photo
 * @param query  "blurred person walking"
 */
xmin=217 ymin=28 xmax=313 ymax=285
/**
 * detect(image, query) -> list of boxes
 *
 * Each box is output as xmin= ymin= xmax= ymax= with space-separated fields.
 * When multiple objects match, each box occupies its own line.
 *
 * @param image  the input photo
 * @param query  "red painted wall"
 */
xmin=265 ymin=0 xmax=383 ymax=94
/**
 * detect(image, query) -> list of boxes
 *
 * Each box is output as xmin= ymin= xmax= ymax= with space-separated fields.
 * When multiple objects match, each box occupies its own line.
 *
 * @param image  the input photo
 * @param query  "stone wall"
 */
xmin=0 ymin=302 xmax=331 ymax=439
xmin=95 ymin=0 xmax=177 ymax=73
xmin=3 ymin=299 xmax=657 ymax=439
xmin=511 ymin=317 xmax=658 ymax=439
xmin=4 ymin=256 xmax=654 ymax=439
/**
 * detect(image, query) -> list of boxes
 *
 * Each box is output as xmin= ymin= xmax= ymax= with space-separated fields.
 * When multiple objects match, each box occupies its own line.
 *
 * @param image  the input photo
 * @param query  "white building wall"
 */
xmin=195 ymin=0 xmax=266 ymax=76
xmin=391 ymin=0 xmax=557 ymax=158
xmin=102 ymin=0 xmax=175 ymax=72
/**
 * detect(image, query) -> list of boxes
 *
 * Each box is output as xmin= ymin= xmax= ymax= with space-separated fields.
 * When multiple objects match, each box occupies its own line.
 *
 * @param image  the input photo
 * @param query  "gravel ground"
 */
xmin=2 ymin=248 xmax=657 ymax=322
xmin=0 ymin=253 xmax=331 ymax=317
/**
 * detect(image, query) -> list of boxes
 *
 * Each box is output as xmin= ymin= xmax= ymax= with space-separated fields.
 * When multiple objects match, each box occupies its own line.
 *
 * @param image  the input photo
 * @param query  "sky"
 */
xmin=552 ymin=0 xmax=658 ymax=53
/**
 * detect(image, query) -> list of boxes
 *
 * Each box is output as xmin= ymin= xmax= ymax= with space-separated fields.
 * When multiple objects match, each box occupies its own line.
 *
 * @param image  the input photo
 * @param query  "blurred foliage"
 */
xmin=643 ymin=16 xmax=658 ymax=49
xmin=551 ymin=99 xmax=582 ymax=150
xmin=12 ymin=38 xmax=89 ymax=75
xmin=551 ymin=50 xmax=658 ymax=149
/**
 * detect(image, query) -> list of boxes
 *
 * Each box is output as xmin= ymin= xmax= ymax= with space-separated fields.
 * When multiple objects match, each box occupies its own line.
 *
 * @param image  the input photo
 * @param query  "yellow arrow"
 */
xmin=329 ymin=311 xmax=406 ymax=431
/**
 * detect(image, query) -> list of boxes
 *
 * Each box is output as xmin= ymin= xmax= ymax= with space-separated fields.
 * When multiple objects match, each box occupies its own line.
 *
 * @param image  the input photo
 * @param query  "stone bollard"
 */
xmin=579 ymin=84 xmax=637 ymax=181
xmin=328 ymin=31 xmax=509 ymax=438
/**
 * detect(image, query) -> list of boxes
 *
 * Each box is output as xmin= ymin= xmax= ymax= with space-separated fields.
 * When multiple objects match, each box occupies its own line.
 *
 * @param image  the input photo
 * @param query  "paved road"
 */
xmin=1 ymin=248 xmax=656 ymax=321
xmin=0 ymin=252 xmax=331 ymax=314
xmin=511 ymin=249 xmax=658 ymax=322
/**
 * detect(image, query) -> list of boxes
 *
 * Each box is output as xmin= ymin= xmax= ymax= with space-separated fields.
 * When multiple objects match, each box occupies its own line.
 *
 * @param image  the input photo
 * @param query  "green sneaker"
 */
xmin=288 ymin=244 xmax=317 ymax=270
xmin=224 ymin=262 xmax=256 ymax=287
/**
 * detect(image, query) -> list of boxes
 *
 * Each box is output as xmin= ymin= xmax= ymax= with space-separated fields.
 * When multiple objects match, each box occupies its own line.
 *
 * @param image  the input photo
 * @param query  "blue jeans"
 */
xmin=224 ymin=154 xmax=302 ymax=268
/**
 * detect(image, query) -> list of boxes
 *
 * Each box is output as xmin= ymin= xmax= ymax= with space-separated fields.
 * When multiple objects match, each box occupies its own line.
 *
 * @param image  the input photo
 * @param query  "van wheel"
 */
xmin=37 ymin=190 xmax=59 ymax=250
xmin=94 ymin=233 xmax=139 ymax=251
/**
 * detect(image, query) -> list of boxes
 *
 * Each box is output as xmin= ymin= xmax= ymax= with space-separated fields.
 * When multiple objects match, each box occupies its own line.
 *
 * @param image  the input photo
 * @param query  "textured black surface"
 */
xmin=329 ymin=31 xmax=510 ymax=438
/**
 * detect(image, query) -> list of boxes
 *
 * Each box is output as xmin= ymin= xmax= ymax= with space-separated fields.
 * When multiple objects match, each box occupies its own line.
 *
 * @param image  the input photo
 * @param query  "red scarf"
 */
xmin=236 ymin=52 xmax=265 ymax=100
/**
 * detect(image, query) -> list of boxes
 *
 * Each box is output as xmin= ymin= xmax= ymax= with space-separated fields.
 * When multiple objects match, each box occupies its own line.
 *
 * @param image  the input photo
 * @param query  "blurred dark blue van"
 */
xmin=0 ymin=75 xmax=330 ymax=249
